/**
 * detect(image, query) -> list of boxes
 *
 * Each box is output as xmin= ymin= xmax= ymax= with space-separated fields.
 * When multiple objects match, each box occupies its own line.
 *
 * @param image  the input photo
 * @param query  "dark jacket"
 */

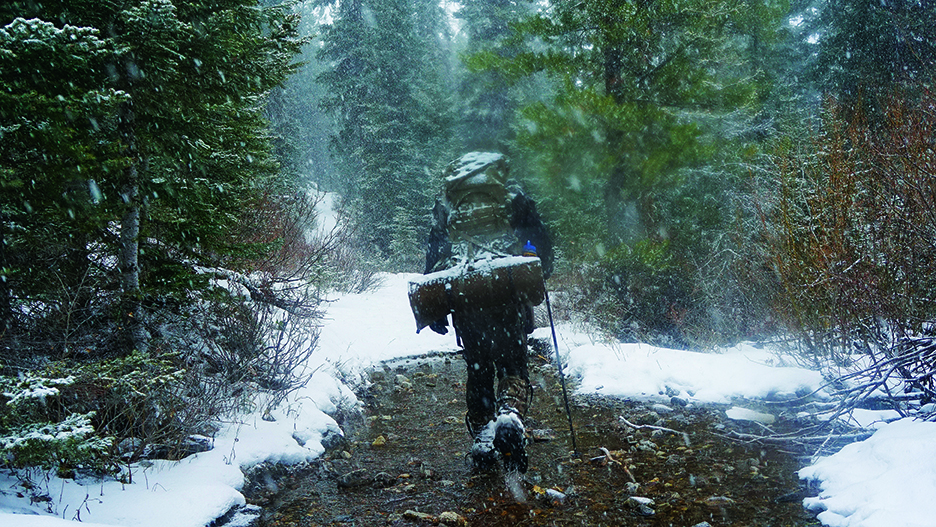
xmin=509 ymin=192 xmax=553 ymax=279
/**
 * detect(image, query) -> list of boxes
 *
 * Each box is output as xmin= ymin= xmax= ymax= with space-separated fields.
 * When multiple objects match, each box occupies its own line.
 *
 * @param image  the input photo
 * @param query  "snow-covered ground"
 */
xmin=2 ymin=273 xmax=933 ymax=527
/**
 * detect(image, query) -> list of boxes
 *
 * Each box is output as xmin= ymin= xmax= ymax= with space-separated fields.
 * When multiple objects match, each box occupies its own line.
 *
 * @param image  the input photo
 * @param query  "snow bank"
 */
xmin=557 ymin=335 xmax=825 ymax=403
xmin=0 ymin=518 xmax=116 ymax=527
xmin=314 ymin=273 xmax=460 ymax=374
xmin=0 ymin=370 xmax=349 ymax=527
xmin=800 ymin=418 xmax=936 ymax=527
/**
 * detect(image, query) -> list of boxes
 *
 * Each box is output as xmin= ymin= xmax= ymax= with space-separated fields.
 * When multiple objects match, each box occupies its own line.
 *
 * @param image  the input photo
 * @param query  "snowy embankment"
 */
xmin=2 ymin=273 xmax=934 ymax=527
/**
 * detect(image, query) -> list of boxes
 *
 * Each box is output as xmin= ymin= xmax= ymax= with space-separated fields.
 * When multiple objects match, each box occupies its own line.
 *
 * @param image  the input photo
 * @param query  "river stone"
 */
xmin=403 ymin=510 xmax=435 ymax=522
xmin=336 ymin=468 xmax=369 ymax=488
xmin=635 ymin=411 xmax=660 ymax=425
xmin=625 ymin=496 xmax=655 ymax=516
xmin=373 ymin=471 xmax=396 ymax=487
xmin=439 ymin=511 xmax=467 ymax=526
xmin=544 ymin=488 xmax=567 ymax=505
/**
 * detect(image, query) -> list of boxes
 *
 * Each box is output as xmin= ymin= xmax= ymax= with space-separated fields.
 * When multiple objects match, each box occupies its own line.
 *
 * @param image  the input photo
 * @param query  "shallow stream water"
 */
xmin=254 ymin=349 xmax=822 ymax=527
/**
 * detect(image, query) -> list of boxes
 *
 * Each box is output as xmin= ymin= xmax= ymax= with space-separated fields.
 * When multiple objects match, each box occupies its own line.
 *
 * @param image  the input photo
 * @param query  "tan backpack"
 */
xmin=442 ymin=152 xmax=512 ymax=244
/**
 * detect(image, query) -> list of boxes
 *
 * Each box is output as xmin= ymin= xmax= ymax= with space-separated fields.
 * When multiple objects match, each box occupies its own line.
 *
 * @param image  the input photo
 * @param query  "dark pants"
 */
xmin=453 ymin=303 xmax=528 ymax=433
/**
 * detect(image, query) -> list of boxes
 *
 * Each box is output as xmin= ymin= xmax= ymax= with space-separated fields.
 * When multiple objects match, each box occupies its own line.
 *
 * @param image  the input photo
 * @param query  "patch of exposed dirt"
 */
xmin=254 ymin=345 xmax=822 ymax=527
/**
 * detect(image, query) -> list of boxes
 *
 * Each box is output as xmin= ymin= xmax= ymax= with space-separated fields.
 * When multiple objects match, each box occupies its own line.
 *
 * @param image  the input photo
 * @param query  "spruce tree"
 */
xmin=0 ymin=0 xmax=304 ymax=353
xmin=812 ymin=0 xmax=936 ymax=115
xmin=317 ymin=0 xmax=455 ymax=261
xmin=454 ymin=0 xmax=534 ymax=151
xmin=469 ymin=0 xmax=783 ymax=247
xmin=465 ymin=0 xmax=786 ymax=343
xmin=0 ymin=17 xmax=127 ymax=340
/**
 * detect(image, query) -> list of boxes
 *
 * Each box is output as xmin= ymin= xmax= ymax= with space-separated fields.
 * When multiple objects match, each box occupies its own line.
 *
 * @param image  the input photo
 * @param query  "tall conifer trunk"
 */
xmin=603 ymin=42 xmax=633 ymax=237
xmin=118 ymin=94 xmax=147 ymax=352
xmin=0 ymin=216 xmax=10 ymax=332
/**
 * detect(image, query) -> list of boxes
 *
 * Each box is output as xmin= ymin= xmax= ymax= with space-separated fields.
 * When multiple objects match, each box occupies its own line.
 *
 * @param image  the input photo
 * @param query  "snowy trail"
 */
xmin=2 ymin=272 xmax=934 ymax=527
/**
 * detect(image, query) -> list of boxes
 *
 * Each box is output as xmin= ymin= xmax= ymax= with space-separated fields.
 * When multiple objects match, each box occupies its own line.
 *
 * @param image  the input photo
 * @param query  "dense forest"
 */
xmin=1 ymin=0 xmax=935 ymax=480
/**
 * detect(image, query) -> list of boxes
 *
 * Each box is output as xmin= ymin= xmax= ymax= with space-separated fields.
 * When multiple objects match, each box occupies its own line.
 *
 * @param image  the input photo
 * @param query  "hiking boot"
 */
xmin=493 ymin=375 xmax=532 ymax=473
xmin=496 ymin=375 xmax=532 ymax=417
xmin=466 ymin=419 xmax=498 ymax=472
xmin=493 ymin=411 xmax=527 ymax=473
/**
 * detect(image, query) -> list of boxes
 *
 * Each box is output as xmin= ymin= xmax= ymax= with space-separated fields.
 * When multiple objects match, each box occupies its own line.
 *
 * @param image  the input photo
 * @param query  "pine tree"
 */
xmin=468 ymin=0 xmax=783 ymax=247
xmin=0 ymin=0 xmax=304 ymax=353
xmin=267 ymin=2 xmax=341 ymax=192
xmin=454 ymin=0 xmax=534 ymax=151
xmin=812 ymin=0 xmax=936 ymax=115
xmin=465 ymin=0 xmax=787 ymax=343
xmin=317 ymin=0 xmax=455 ymax=260
xmin=0 ymin=17 xmax=128 ymax=338
xmin=0 ymin=1 xmax=332 ymax=475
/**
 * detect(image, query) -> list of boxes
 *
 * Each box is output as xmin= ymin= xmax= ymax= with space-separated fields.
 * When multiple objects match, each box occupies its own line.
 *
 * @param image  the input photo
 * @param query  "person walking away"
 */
xmin=421 ymin=152 xmax=553 ymax=473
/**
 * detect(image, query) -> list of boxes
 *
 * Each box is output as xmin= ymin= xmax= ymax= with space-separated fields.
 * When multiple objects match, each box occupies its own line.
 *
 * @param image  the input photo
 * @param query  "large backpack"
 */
xmin=408 ymin=152 xmax=545 ymax=332
xmin=442 ymin=152 xmax=515 ymax=256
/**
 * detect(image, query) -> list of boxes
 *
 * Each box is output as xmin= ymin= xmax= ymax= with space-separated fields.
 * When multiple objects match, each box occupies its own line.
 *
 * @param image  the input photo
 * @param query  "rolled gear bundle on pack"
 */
xmin=407 ymin=255 xmax=545 ymax=333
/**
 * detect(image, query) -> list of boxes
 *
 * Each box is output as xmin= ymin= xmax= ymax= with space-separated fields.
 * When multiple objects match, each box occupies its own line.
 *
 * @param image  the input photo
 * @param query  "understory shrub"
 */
xmin=0 ymin=375 xmax=111 ymax=476
xmin=180 ymin=287 xmax=321 ymax=418
xmin=555 ymin=236 xmax=768 ymax=351
xmin=599 ymin=239 xmax=693 ymax=347
xmin=1 ymin=290 xmax=324 ymax=481
xmin=0 ymin=190 xmax=345 ymax=479
xmin=760 ymin=90 xmax=936 ymax=416
xmin=0 ymin=351 xmax=196 ymax=478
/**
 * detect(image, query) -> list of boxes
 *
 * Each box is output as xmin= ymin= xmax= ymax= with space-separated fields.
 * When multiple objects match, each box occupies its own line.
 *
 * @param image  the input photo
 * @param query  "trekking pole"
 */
xmin=543 ymin=286 xmax=578 ymax=455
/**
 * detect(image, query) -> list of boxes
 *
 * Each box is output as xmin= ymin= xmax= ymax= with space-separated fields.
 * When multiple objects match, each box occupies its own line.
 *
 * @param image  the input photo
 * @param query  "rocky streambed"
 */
xmin=244 ymin=347 xmax=823 ymax=527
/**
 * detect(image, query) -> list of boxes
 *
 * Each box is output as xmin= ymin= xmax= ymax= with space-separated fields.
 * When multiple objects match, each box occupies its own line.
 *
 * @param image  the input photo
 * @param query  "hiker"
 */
xmin=422 ymin=152 xmax=553 ymax=473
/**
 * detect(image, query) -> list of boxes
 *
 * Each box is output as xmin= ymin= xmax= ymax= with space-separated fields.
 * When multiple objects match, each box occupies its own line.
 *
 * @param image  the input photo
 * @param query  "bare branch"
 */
xmin=619 ymin=416 xmax=691 ymax=447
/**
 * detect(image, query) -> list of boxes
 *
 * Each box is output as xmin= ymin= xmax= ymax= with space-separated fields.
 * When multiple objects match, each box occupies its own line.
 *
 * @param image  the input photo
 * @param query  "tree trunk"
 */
xmin=0 ymin=215 xmax=10 ymax=332
xmin=603 ymin=44 xmax=631 ymax=233
xmin=118 ymin=97 xmax=148 ymax=352
xmin=119 ymin=176 xmax=147 ymax=351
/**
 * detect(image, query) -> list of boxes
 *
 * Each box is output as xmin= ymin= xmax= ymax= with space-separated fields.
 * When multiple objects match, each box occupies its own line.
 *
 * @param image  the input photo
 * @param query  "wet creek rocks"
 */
xmin=398 ymin=510 xmax=467 ymax=526
xmin=252 ymin=351 xmax=821 ymax=527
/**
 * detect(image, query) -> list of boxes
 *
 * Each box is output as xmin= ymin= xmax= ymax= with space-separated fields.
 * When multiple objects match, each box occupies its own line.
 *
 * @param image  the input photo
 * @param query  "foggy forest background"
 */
xmin=1 ymin=0 xmax=935 ymax=479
